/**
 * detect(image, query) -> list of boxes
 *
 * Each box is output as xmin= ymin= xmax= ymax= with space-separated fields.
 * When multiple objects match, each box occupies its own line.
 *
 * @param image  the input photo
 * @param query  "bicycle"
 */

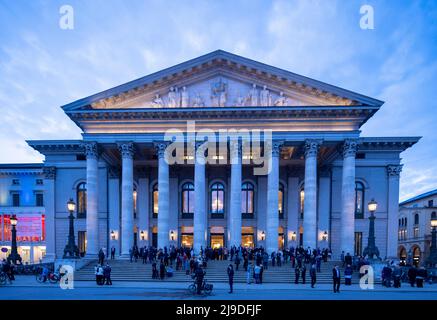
xmin=188 ymin=277 xmax=213 ymax=295
xmin=0 ymin=271 xmax=8 ymax=286
xmin=36 ymin=271 xmax=63 ymax=284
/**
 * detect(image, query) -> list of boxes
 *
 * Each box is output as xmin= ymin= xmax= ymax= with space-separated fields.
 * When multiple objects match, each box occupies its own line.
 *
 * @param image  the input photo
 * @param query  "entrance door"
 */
xmin=134 ymin=232 xmax=138 ymax=247
xmin=181 ymin=233 xmax=193 ymax=248
xmin=210 ymin=233 xmax=224 ymax=249
xmin=242 ymin=234 xmax=254 ymax=248
xmin=152 ymin=232 xmax=157 ymax=248
xmin=78 ymin=231 xmax=86 ymax=257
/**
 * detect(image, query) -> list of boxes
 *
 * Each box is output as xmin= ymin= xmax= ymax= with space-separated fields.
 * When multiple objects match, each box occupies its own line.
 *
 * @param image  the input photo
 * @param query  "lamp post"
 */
xmin=63 ymin=198 xmax=80 ymax=259
xmin=363 ymin=199 xmax=380 ymax=260
xmin=426 ymin=217 xmax=437 ymax=267
xmin=7 ymin=215 xmax=22 ymax=264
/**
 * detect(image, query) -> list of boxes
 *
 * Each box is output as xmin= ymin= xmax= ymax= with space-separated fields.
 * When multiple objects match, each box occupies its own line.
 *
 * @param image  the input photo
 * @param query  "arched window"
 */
xmin=152 ymin=183 xmax=158 ymax=218
xmin=432 ymin=211 xmax=436 ymax=219
xmin=133 ymin=186 xmax=137 ymax=219
xmin=355 ymin=182 xmax=365 ymax=219
xmin=210 ymin=182 xmax=225 ymax=217
xmin=299 ymin=187 xmax=305 ymax=219
xmin=414 ymin=213 xmax=419 ymax=225
xmin=278 ymin=183 xmax=284 ymax=219
xmin=77 ymin=182 xmax=87 ymax=218
xmin=181 ymin=182 xmax=195 ymax=218
xmin=241 ymin=182 xmax=254 ymax=218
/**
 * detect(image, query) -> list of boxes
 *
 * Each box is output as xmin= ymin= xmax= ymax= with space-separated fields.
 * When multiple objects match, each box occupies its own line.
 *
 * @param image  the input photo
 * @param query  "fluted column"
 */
xmin=194 ymin=141 xmax=207 ymax=254
xmin=118 ymin=142 xmax=134 ymax=256
xmin=229 ymin=140 xmax=242 ymax=248
xmin=155 ymin=142 xmax=170 ymax=250
xmin=84 ymin=142 xmax=99 ymax=257
xmin=266 ymin=141 xmax=283 ymax=254
xmin=387 ymin=165 xmax=403 ymax=258
xmin=303 ymin=139 xmax=321 ymax=250
xmin=340 ymin=139 xmax=358 ymax=255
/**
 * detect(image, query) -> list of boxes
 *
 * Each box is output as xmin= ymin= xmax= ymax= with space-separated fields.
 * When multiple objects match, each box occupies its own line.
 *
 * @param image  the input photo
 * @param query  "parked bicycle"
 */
xmin=36 ymin=270 xmax=64 ymax=284
xmin=0 ymin=271 xmax=9 ymax=286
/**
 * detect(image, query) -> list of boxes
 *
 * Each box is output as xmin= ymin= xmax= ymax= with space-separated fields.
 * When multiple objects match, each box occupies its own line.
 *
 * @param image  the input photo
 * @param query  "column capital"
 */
xmin=387 ymin=164 xmax=403 ymax=177
xmin=154 ymin=141 xmax=170 ymax=159
xmin=304 ymin=139 xmax=322 ymax=158
xmin=229 ymin=140 xmax=242 ymax=158
xmin=117 ymin=142 xmax=135 ymax=158
xmin=82 ymin=142 xmax=99 ymax=159
xmin=272 ymin=141 xmax=284 ymax=157
xmin=43 ymin=166 xmax=56 ymax=180
xmin=343 ymin=139 xmax=359 ymax=158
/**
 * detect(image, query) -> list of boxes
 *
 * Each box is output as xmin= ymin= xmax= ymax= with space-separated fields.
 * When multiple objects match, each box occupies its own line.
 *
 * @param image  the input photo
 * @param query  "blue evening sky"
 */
xmin=0 ymin=0 xmax=436 ymax=201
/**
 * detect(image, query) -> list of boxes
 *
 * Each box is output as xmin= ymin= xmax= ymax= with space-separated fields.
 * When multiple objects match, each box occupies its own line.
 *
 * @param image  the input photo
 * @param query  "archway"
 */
xmin=398 ymin=246 xmax=407 ymax=266
xmin=412 ymin=245 xmax=421 ymax=267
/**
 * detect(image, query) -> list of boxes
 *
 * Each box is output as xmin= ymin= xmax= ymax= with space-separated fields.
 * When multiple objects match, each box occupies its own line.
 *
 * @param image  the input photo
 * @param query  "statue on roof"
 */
xmin=151 ymin=93 xmax=164 ymax=108
xmin=181 ymin=86 xmax=189 ymax=108
xmin=247 ymin=83 xmax=258 ymax=106
xmin=274 ymin=91 xmax=287 ymax=106
xmin=167 ymin=86 xmax=179 ymax=108
xmin=260 ymin=85 xmax=272 ymax=106
xmin=211 ymin=78 xmax=227 ymax=107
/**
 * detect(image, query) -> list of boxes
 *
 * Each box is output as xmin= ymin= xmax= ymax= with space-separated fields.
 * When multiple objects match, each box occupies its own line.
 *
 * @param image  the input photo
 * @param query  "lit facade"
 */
xmin=0 ymin=51 xmax=420 ymax=262
xmin=398 ymin=189 xmax=437 ymax=266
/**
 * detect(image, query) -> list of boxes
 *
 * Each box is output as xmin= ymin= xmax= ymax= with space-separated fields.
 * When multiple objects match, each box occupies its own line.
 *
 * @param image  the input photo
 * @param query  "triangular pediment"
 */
xmin=62 ymin=50 xmax=383 ymax=111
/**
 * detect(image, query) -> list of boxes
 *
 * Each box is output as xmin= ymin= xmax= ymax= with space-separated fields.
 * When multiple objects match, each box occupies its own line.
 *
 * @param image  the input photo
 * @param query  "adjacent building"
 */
xmin=398 ymin=189 xmax=437 ymax=266
xmin=0 ymin=50 xmax=420 ymax=263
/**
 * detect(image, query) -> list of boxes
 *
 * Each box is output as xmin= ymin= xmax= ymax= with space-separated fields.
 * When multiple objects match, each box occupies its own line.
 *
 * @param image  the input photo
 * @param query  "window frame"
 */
xmin=355 ymin=182 xmax=365 ymax=219
xmin=181 ymin=182 xmax=195 ymax=219
xmin=241 ymin=182 xmax=255 ymax=219
xmin=210 ymin=182 xmax=225 ymax=218
xmin=76 ymin=182 xmax=87 ymax=219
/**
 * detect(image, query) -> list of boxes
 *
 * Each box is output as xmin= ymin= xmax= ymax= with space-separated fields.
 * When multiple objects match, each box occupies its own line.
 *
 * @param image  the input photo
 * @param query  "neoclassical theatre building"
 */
xmin=0 ymin=50 xmax=420 ymax=263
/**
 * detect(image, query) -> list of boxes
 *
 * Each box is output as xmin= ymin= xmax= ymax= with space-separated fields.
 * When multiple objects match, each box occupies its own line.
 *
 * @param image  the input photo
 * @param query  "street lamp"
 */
xmin=426 ymin=217 xmax=437 ymax=267
xmin=63 ymin=198 xmax=80 ymax=259
xmin=363 ymin=198 xmax=380 ymax=260
xmin=7 ymin=215 xmax=22 ymax=264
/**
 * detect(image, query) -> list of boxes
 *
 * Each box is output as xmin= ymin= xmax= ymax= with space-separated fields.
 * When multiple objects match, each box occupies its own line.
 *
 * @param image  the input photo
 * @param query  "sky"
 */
xmin=0 ymin=0 xmax=436 ymax=201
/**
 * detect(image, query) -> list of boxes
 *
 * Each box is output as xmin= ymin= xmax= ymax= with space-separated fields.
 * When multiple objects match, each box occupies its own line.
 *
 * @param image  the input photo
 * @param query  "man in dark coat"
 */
xmin=159 ymin=260 xmax=166 ymax=280
xmin=408 ymin=266 xmax=417 ymax=287
xmin=294 ymin=266 xmax=300 ymax=284
xmin=227 ymin=264 xmax=234 ymax=293
xmin=104 ymin=263 xmax=112 ymax=285
xmin=195 ymin=265 xmax=205 ymax=294
xmin=332 ymin=265 xmax=341 ymax=293
xmin=301 ymin=264 xmax=307 ymax=284
xmin=310 ymin=264 xmax=317 ymax=288
xmin=98 ymin=248 xmax=105 ymax=265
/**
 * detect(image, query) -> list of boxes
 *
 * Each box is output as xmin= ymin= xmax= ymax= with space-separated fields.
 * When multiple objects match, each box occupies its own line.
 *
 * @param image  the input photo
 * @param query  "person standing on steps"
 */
xmin=110 ymin=246 xmax=116 ymax=260
xmin=333 ymin=265 xmax=341 ymax=293
xmin=227 ymin=264 xmax=234 ymax=293
xmin=294 ymin=266 xmax=300 ymax=284
xmin=310 ymin=264 xmax=317 ymax=288
xmin=301 ymin=264 xmax=307 ymax=284
xmin=104 ymin=263 xmax=112 ymax=285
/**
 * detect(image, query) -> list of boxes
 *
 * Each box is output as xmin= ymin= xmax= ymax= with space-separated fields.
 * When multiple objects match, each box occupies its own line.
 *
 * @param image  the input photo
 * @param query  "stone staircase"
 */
xmin=74 ymin=259 xmax=363 ymax=284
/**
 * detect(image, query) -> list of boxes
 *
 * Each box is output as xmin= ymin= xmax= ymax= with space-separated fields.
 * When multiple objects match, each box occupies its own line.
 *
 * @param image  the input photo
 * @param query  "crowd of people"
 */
xmin=1 ymin=259 xmax=16 ymax=284
xmin=95 ymin=244 xmax=434 ymax=293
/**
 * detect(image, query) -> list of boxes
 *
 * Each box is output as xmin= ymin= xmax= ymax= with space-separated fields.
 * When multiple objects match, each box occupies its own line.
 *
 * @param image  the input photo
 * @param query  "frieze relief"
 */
xmin=90 ymin=75 xmax=343 ymax=110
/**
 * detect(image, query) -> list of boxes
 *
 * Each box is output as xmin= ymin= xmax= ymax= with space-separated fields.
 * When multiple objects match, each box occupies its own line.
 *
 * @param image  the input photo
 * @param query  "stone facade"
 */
xmin=0 ymin=51 xmax=420 ymax=262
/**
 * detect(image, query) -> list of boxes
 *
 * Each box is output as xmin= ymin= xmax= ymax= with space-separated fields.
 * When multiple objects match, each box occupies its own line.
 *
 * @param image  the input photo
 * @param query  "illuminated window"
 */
xmin=152 ymin=184 xmax=158 ymax=218
xmin=299 ymin=187 xmax=305 ymax=219
xmin=77 ymin=182 xmax=87 ymax=218
xmin=210 ymin=182 xmax=224 ymax=217
xmin=241 ymin=182 xmax=254 ymax=218
xmin=133 ymin=186 xmax=137 ymax=219
xmin=181 ymin=182 xmax=194 ymax=218
xmin=355 ymin=182 xmax=364 ymax=219
xmin=278 ymin=184 xmax=284 ymax=219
